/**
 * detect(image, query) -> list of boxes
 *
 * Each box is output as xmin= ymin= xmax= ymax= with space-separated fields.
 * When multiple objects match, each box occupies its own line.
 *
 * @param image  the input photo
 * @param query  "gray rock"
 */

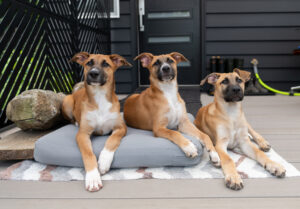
xmin=6 ymin=89 xmax=66 ymax=130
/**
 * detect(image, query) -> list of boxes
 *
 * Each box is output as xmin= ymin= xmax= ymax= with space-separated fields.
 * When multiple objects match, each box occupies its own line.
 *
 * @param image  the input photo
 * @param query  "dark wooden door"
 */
xmin=139 ymin=0 xmax=201 ymax=85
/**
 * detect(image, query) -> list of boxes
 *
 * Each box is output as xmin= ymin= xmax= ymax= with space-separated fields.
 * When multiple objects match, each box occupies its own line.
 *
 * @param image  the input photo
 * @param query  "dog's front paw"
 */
xmin=225 ymin=173 xmax=244 ymax=190
xmin=182 ymin=142 xmax=198 ymax=158
xmin=264 ymin=161 xmax=286 ymax=178
xmin=209 ymin=151 xmax=221 ymax=167
xmin=98 ymin=148 xmax=115 ymax=175
xmin=258 ymin=139 xmax=271 ymax=152
xmin=85 ymin=168 xmax=103 ymax=192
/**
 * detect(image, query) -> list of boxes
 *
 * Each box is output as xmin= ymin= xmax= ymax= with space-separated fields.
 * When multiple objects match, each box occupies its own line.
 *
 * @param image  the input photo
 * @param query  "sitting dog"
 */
xmin=62 ymin=52 xmax=131 ymax=192
xmin=194 ymin=69 xmax=286 ymax=190
xmin=124 ymin=52 xmax=220 ymax=166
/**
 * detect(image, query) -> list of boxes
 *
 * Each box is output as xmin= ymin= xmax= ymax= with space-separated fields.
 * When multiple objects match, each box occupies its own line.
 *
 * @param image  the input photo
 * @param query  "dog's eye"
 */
xmin=153 ymin=60 xmax=161 ymax=66
xmin=221 ymin=78 xmax=229 ymax=84
xmin=86 ymin=59 xmax=94 ymax=66
xmin=167 ymin=58 xmax=174 ymax=63
xmin=102 ymin=60 xmax=110 ymax=68
xmin=236 ymin=77 xmax=242 ymax=83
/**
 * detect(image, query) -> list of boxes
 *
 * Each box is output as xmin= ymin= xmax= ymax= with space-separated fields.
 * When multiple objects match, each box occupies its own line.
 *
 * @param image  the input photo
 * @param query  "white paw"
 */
xmin=98 ymin=148 xmax=114 ymax=175
xmin=209 ymin=151 xmax=221 ymax=167
xmin=85 ymin=168 xmax=102 ymax=192
xmin=182 ymin=142 xmax=198 ymax=158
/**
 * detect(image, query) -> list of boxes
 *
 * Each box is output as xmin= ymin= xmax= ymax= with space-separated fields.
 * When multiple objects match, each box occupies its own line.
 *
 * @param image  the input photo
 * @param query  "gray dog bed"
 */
xmin=34 ymin=113 xmax=203 ymax=168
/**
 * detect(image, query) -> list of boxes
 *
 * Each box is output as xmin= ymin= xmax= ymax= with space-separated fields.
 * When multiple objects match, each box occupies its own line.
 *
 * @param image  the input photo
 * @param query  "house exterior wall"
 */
xmin=113 ymin=0 xmax=300 ymax=93
xmin=111 ymin=0 xmax=138 ymax=93
xmin=205 ymin=0 xmax=300 ymax=90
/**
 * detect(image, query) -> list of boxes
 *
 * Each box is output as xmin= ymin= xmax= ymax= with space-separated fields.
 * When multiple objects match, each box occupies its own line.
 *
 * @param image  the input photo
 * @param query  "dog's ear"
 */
xmin=200 ymin=73 xmax=221 ymax=86
xmin=170 ymin=52 xmax=189 ymax=63
xmin=233 ymin=68 xmax=251 ymax=82
xmin=109 ymin=54 xmax=132 ymax=68
xmin=70 ymin=52 xmax=90 ymax=66
xmin=134 ymin=52 xmax=154 ymax=68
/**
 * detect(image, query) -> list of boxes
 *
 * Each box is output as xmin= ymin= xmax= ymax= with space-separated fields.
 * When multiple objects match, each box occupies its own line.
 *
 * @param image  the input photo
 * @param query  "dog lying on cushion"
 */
xmin=124 ymin=52 xmax=221 ymax=166
xmin=62 ymin=52 xmax=131 ymax=192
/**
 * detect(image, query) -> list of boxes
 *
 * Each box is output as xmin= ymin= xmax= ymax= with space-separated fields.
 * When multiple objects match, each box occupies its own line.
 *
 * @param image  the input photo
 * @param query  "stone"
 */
xmin=6 ymin=89 xmax=66 ymax=130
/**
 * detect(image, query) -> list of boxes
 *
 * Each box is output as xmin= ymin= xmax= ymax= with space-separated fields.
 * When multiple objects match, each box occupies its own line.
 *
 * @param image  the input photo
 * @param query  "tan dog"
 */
xmin=62 ymin=52 xmax=131 ymax=192
xmin=124 ymin=52 xmax=220 ymax=166
xmin=194 ymin=69 xmax=286 ymax=190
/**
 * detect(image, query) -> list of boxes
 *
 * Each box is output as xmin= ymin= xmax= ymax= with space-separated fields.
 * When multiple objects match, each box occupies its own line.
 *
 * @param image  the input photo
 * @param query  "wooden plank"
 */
xmin=0 ymin=127 xmax=20 ymax=139
xmin=206 ymin=41 xmax=300 ymax=55
xmin=251 ymin=137 xmax=300 ymax=151
xmin=206 ymin=13 xmax=300 ymax=28
xmin=0 ymin=178 xmax=300 ymax=199
xmin=202 ymin=95 xmax=300 ymax=112
xmin=206 ymin=0 xmax=300 ymax=13
xmin=1 ymin=198 xmax=300 ymax=209
xmin=275 ymin=151 xmax=300 ymax=163
xmin=0 ymin=130 xmax=50 ymax=160
xmin=207 ymin=28 xmax=300 ymax=41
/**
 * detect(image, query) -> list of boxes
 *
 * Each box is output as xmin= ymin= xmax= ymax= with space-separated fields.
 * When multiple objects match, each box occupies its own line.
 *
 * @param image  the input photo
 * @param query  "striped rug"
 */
xmin=1 ymin=148 xmax=299 ymax=181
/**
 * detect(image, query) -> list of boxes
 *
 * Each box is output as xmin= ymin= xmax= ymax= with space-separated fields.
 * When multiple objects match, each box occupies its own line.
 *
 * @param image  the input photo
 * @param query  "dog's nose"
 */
xmin=162 ymin=65 xmax=170 ymax=73
xmin=232 ymin=86 xmax=241 ymax=93
xmin=88 ymin=69 xmax=100 ymax=79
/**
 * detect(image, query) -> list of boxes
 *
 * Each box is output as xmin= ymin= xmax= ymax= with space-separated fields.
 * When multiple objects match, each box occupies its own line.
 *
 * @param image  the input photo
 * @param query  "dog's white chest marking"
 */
xmin=159 ymin=82 xmax=183 ymax=129
xmin=217 ymin=125 xmax=240 ymax=149
xmin=86 ymin=89 xmax=118 ymax=135
xmin=217 ymin=103 xmax=248 ymax=149
xmin=225 ymin=104 xmax=240 ymax=121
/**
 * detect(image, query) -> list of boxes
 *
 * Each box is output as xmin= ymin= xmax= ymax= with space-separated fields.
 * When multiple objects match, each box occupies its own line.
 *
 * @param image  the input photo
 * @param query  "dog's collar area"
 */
xmin=88 ymin=82 xmax=104 ymax=86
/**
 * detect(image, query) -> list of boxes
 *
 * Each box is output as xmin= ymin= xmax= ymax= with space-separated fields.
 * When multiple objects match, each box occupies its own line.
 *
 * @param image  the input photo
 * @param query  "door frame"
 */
xmin=136 ymin=0 xmax=207 ymax=87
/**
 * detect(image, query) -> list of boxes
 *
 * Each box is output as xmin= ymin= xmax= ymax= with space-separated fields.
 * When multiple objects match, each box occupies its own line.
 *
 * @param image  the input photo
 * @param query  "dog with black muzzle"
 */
xmin=62 ymin=52 xmax=131 ymax=192
xmin=123 ymin=52 xmax=221 ymax=166
xmin=194 ymin=69 xmax=286 ymax=190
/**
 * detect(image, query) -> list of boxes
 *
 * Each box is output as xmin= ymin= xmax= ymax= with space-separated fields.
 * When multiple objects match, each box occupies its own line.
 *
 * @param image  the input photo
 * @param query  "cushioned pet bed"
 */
xmin=34 ymin=113 xmax=203 ymax=168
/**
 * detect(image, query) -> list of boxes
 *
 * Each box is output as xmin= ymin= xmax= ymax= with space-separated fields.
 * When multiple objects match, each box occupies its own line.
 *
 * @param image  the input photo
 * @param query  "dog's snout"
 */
xmin=224 ymin=85 xmax=243 ymax=102
xmin=88 ymin=69 xmax=100 ymax=79
xmin=232 ymin=86 xmax=241 ymax=93
xmin=87 ymin=68 xmax=107 ymax=86
xmin=162 ymin=65 xmax=170 ymax=73
xmin=157 ymin=63 xmax=175 ymax=82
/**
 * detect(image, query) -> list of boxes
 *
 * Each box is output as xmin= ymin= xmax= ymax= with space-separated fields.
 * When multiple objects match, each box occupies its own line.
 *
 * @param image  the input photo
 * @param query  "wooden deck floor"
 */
xmin=1 ymin=95 xmax=300 ymax=208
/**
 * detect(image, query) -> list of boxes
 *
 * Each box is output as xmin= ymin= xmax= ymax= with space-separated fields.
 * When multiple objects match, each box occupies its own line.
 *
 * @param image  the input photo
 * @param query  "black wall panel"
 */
xmin=205 ymin=0 xmax=300 ymax=90
xmin=112 ymin=0 xmax=300 ymax=92
xmin=111 ymin=0 xmax=138 ymax=93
